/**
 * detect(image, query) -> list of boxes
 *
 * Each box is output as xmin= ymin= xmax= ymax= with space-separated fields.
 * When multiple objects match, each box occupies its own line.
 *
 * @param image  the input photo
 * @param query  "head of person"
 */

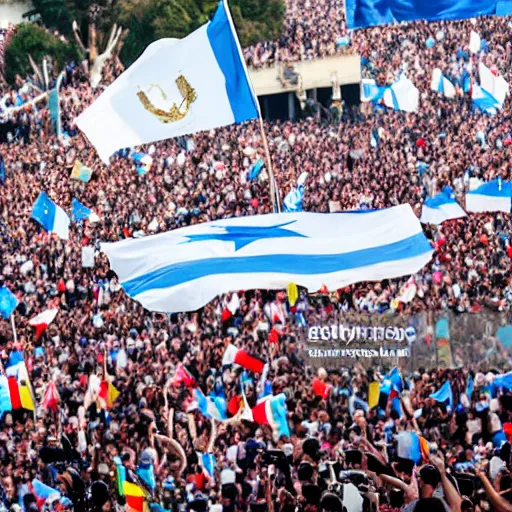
xmin=413 ymin=497 xmax=448 ymax=512
xmin=417 ymin=465 xmax=441 ymax=498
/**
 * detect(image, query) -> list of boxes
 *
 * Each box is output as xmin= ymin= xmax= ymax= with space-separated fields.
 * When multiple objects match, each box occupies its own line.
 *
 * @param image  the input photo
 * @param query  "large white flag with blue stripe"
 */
xmin=465 ymin=178 xmax=511 ymax=213
xmin=101 ymin=205 xmax=433 ymax=313
xmin=75 ymin=0 xmax=259 ymax=164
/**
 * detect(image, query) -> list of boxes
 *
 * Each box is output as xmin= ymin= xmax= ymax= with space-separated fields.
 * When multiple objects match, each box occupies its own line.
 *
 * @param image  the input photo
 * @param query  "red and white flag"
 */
xmin=29 ymin=309 xmax=58 ymax=340
xmin=41 ymin=381 xmax=60 ymax=413
xmin=222 ymin=344 xmax=265 ymax=373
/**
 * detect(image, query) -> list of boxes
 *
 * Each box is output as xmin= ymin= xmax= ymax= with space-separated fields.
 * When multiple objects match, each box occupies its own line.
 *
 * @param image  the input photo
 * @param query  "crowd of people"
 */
xmin=0 ymin=1 xmax=511 ymax=512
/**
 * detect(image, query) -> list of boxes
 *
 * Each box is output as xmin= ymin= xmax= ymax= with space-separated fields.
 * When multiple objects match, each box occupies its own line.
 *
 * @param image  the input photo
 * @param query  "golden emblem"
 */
xmin=136 ymin=75 xmax=197 ymax=123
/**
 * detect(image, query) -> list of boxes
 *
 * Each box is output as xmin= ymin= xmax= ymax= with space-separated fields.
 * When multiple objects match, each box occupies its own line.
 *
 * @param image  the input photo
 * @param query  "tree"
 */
xmin=117 ymin=0 xmax=285 ymax=66
xmin=4 ymin=23 xmax=80 ymax=85
xmin=25 ymin=0 xmax=285 ymax=82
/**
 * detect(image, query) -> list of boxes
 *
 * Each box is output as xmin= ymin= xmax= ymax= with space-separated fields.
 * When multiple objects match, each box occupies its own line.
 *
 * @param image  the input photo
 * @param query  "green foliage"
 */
xmin=27 ymin=0 xmax=285 ymax=68
xmin=118 ymin=0 xmax=285 ymax=66
xmin=4 ymin=23 xmax=80 ymax=85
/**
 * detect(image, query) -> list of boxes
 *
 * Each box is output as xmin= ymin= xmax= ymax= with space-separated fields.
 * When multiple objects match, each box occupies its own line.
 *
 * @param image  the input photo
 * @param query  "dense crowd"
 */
xmin=0 ymin=1 xmax=511 ymax=512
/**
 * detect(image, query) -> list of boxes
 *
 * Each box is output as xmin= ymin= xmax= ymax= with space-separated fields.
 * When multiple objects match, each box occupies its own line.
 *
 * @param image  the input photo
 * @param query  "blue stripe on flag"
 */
xmin=207 ymin=0 xmax=259 ymax=123
xmin=122 ymin=232 xmax=431 ymax=297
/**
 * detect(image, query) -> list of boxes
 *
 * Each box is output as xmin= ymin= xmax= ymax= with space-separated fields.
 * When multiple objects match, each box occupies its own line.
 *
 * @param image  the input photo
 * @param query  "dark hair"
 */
xmin=413 ymin=498 xmax=448 ymax=512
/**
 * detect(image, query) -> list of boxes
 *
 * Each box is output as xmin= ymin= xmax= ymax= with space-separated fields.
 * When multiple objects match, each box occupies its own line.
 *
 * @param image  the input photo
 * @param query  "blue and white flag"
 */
xmin=0 ymin=287 xmax=18 ymax=319
xmin=431 ymin=69 xmax=456 ymax=99
xmin=283 ymin=186 xmax=305 ymax=213
xmin=71 ymin=198 xmax=100 ymax=223
xmin=194 ymin=388 xmax=227 ymax=421
xmin=472 ymin=63 xmax=509 ymax=114
xmin=383 ymin=74 xmax=419 ymax=112
xmin=196 ymin=452 xmax=216 ymax=480
xmin=465 ymin=178 xmax=511 ymax=213
xmin=420 ymin=186 xmax=466 ymax=225
xmin=361 ymin=79 xmax=385 ymax=103
xmin=101 ymin=204 xmax=433 ymax=313
xmin=31 ymin=192 xmax=70 ymax=240
xmin=75 ymin=0 xmax=259 ymax=164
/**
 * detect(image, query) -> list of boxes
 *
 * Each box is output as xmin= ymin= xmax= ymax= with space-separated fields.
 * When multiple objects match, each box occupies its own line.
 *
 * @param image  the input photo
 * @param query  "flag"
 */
xmin=250 ymin=393 xmax=290 ymax=438
xmin=430 ymin=380 xmax=453 ymax=410
xmin=368 ymin=382 xmax=380 ymax=409
xmin=115 ymin=456 xmax=126 ymax=496
xmin=0 ymin=158 xmax=4 ymax=184
xmin=17 ymin=363 xmax=35 ymax=411
xmin=41 ymin=381 xmax=60 ymax=412
xmin=122 ymin=481 xmax=146 ymax=512
xmin=312 ymin=378 xmax=331 ymax=399
xmin=137 ymin=463 xmax=156 ymax=491
xmin=383 ymin=74 xmax=419 ymax=112
xmin=222 ymin=344 xmax=265 ymax=373
xmin=29 ymin=309 xmax=59 ymax=340
xmin=101 ymin=204 xmax=433 ymax=313
xmin=283 ymin=185 xmax=305 ymax=212
xmin=194 ymin=388 xmax=227 ymax=421
xmin=70 ymin=161 xmax=93 ymax=182
xmin=431 ymin=69 xmax=456 ymax=99
xmin=349 ymin=394 xmax=369 ymax=415
xmin=469 ymin=31 xmax=481 ymax=53
xmin=99 ymin=380 xmax=120 ymax=409
xmin=465 ymin=178 xmax=511 ymax=213
xmin=0 ymin=287 xmax=18 ymax=319
xmin=31 ymin=479 xmax=61 ymax=508
xmin=71 ymin=198 xmax=100 ymax=223
xmin=396 ymin=432 xmax=422 ymax=464
xmin=420 ymin=186 xmax=466 ymax=225
xmin=75 ymin=0 xmax=259 ymax=164
xmin=0 ymin=376 xmax=12 ymax=415
xmin=31 ymin=192 xmax=70 ymax=240
xmin=248 ymin=159 xmax=264 ymax=181
xmin=197 ymin=452 xmax=216 ymax=479
xmin=479 ymin=62 xmax=509 ymax=108
xmin=170 ymin=364 xmax=195 ymax=387
xmin=361 ymin=79 xmax=386 ymax=103
xmin=5 ymin=351 xmax=25 ymax=377
xmin=345 ymin=0 xmax=512 ymax=29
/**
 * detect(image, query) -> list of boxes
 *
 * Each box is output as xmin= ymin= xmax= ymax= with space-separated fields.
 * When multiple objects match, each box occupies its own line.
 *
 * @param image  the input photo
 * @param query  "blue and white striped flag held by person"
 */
xmin=420 ymin=186 xmax=466 ymax=225
xmin=75 ymin=0 xmax=259 ymax=164
xmin=31 ymin=192 xmax=70 ymax=240
xmin=101 ymin=204 xmax=433 ymax=313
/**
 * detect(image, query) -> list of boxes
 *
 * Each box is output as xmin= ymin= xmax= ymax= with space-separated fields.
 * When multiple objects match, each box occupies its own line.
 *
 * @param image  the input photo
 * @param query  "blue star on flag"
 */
xmin=181 ymin=220 xmax=307 ymax=251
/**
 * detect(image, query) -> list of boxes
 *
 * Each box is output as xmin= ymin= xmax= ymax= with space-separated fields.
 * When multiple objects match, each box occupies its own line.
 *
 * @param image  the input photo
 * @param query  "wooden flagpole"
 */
xmin=258 ymin=115 xmax=280 ymax=213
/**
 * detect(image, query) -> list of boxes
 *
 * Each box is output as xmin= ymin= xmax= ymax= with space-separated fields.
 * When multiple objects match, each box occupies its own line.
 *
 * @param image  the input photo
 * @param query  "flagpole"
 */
xmin=258 ymin=115 xmax=281 ymax=213
xmin=11 ymin=314 xmax=17 ymax=344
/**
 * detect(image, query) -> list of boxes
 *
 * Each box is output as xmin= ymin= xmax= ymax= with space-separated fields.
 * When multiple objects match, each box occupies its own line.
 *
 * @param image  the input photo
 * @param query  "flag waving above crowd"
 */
xmin=101 ymin=204 xmax=433 ymax=312
xmin=75 ymin=0 xmax=259 ymax=164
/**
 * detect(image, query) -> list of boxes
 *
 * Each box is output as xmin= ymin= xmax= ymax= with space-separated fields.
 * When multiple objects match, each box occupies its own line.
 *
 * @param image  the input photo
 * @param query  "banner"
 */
xmin=435 ymin=317 xmax=454 ymax=368
xmin=345 ymin=0 xmax=512 ymax=30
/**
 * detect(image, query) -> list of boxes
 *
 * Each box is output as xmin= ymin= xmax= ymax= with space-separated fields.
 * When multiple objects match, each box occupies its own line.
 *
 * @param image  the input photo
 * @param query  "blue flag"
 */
xmin=430 ymin=380 xmax=453 ymax=409
xmin=71 ymin=198 xmax=92 ymax=222
xmin=0 ymin=287 xmax=18 ymax=319
xmin=248 ymin=159 xmax=264 ymax=180
xmin=0 ymin=159 xmax=4 ymax=184
xmin=466 ymin=374 xmax=474 ymax=398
